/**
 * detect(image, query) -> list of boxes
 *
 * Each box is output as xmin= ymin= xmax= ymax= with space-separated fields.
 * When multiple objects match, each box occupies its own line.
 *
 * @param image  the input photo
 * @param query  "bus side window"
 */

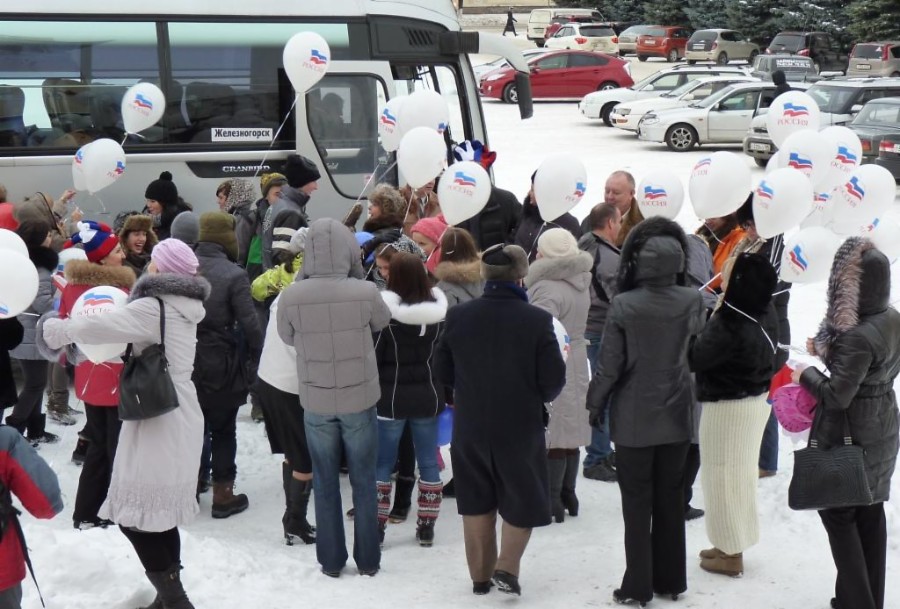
xmin=41 ymin=78 xmax=95 ymax=146
xmin=0 ymin=85 xmax=27 ymax=147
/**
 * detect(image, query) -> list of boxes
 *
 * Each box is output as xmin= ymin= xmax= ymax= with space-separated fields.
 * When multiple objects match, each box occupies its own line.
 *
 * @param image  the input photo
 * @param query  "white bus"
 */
xmin=0 ymin=0 xmax=532 ymax=220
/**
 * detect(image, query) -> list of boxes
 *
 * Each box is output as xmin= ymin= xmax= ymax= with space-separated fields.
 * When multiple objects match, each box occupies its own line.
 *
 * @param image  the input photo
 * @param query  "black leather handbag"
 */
xmin=118 ymin=298 xmax=179 ymax=421
xmin=788 ymin=405 xmax=873 ymax=511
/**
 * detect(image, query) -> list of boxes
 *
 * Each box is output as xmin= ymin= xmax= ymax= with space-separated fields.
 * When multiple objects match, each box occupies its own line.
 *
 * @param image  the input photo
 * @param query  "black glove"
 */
xmin=588 ymin=409 xmax=604 ymax=431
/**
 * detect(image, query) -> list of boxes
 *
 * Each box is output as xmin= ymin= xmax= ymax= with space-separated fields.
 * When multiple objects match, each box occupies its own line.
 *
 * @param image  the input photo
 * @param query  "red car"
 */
xmin=636 ymin=26 xmax=692 ymax=62
xmin=479 ymin=50 xmax=633 ymax=103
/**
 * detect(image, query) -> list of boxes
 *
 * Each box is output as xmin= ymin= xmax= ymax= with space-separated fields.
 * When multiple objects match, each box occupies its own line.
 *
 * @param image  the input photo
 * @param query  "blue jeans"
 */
xmin=584 ymin=333 xmax=612 ymax=467
xmin=376 ymin=417 xmax=440 ymax=483
xmin=758 ymin=407 xmax=779 ymax=472
xmin=304 ymin=407 xmax=380 ymax=573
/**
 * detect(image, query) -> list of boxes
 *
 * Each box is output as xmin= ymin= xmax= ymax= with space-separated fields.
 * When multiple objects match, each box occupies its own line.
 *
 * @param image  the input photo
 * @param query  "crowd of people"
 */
xmin=0 ymin=141 xmax=897 ymax=609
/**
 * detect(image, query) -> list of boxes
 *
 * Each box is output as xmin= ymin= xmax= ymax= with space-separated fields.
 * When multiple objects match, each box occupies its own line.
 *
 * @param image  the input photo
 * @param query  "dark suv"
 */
xmin=766 ymin=31 xmax=848 ymax=73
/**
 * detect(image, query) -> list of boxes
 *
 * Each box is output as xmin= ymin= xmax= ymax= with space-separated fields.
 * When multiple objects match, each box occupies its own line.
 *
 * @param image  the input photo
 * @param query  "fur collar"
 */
xmin=65 ymin=260 xmax=136 ymax=289
xmin=128 ymin=273 xmax=211 ymax=303
xmin=433 ymin=259 xmax=482 ymax=284
xmin=362 ymin=214 xmax=404 ymax=233
xmin=525 ymin=251 xmax=593 ymax=288
xmin=28 ymin=245 xmax=58 ymax=272
xmin=381 ymin=288 xmax=447 ymax=325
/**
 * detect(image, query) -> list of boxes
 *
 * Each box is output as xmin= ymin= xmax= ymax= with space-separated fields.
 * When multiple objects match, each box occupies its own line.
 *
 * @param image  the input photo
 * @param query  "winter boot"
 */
xmin=26 ymin=414 xmax=59 ymax=445
xmin=145 ymin=563 xmax=194 ymax=609
xmin=46 ymin=392 xmax=77 ymax=425
xmin=547 ymin=456 xmax=567 ymax=523
xmin=389 ymin=475 xmax=415 ymax=523
xmin=415 ymin=480 xmax=442 ymax=547
xmin=560 ymin=452 xmax=580 ymax=517
xmin=700 ymin=551 xmax=743 ymax=577
xmin=211 ymin=481 xmax=249 ymax=519
xmin=376 ymin=481 xmax=393 ymax=529
xmin=71 ymin=434 xmax=90 ymax=465
xmin=285 ymin=476 xmax=316 ymax=545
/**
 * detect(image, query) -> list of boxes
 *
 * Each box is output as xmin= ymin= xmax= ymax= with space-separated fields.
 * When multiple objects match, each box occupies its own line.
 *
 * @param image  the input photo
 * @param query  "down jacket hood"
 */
xmin=381 ymin=288 xmax=448 ymax=326
xmin=617 ymin=216 xmax=689 ymax=292
xmin=525 ymin=251 xmax=593 ymax=291
xmin=301 ymin=218 xmax=364 ymax=279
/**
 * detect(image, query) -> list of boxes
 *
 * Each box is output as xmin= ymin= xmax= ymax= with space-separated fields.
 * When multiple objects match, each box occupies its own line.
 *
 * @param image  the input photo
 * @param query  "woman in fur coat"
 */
xmin=433 ymin=228 xmax=484 ymax=307
xmin=41 ymin=238 xmax=210 ymax=609
xmin=793 ymin=238 xmax=900 ymax=609
xmin=524 ymin=228 xmax=592 ymax=523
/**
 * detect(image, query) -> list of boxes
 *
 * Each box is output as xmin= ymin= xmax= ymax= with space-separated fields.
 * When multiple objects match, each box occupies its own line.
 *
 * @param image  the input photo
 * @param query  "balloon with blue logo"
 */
xmin=800 ymin=189 xmax=836 ymax=230
xmin=121 ymin=83 xmax=165 ymax=135
xmin=0 ymin=250 xmax=38 ymax=319
xmin=397 ymin=127 xmax=446 ymax=189
xmin=765 ymin=91 xmax=820 ymax=147
xmin=378 ymin=97 xmax=406 ymax=152
xmin=865 ymin=213 xmax=900 ymax=262
xmin=71 ymin=285 xmax=129 ymax=363
xmin=637 ymin=171 xmax=684 ymax=220
xmin=437 ymin=161 xmax=491 ymax=225
xmin=533 ymin=154 xmax=587 ymax=223
xmin=398 ymin=89 xmax=450 ymax=136
xmin=283 ymin=32 xmax=330 ymax=93
xmin=819 ymin=126 xmax=863 ymax=192
xmin=831 ymin=164 xmax=896 ymax=230
xmin=688 ymin=151 xmax=751 ymax=219
xmin=72 ymin=139 xmax=126 ymax=195
xmin=752 ymin=168 xmax=813 ymax=239
xmin=776 ymin=130 xmax=836 ymax=190
xmin=779 ymin=227 xmax=840 ymax=284
xmin=0 ymin=228 xmax=28 ymax=258
xmin=552 ymin=317 xmax=570 ymax=362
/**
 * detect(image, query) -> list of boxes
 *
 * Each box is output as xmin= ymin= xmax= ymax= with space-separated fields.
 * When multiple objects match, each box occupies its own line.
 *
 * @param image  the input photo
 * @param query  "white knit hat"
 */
xmin=537 ymin=228 xmax=579 ymax=259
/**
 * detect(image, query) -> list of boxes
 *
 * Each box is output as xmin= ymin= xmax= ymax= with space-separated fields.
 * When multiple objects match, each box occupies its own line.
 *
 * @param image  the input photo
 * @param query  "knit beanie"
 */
xmin=281 ymin=155 xmax=321 ymax=189
xmin=411 ymin=216 xmax=448 ymax=273
xmin=260 ymin=172 xmax=288 ymax=198
xmin=198 ymin=212 xmax=238 ymax=261
xmin=65 ymin=221 xmax=119 ymax=263
xmin=144 ymin=171 xmax=179 ymax=208
xmin=481 ymin=244 xmax=529 ymax=282
xmin=151 ymin=238 xmax=198 ymax=276
xmin=537 ymin=228 xmax=579 ymax=259
xmin=170 ymin=211 xmax=200 ymax=245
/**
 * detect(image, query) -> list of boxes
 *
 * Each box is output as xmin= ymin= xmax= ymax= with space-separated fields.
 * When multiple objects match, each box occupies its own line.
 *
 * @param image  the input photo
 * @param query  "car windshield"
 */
xmin=621 ymin=25 xmax=653 ymax=38
xmin=665 ymin=79 xmax=706 ymax=98
xmin=807 ymin=85 xmax=858 ymax=114
xmin=645 ymin=28 xmax=666 ymax=37
xmin=852 ymin=102 xmax=900 ymax=127
xmin=851 ymin=44 xmax=887 ymax=59
xmin=689 ymin=31 xmax=718 ymax=43
xmin=581 ymin=26 xmax=616 ymax=37
xmin=691 ymin=84 xmax=740 ymax=108
xmin=769 ymin=34 xmax=805 ymax=52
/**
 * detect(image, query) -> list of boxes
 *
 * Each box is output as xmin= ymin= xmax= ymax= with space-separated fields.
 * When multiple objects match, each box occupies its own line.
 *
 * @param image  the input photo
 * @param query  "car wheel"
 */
xmin=665 ymin=124 xmax=698 ymax=152
xmin=536 ymin=41 xmax=545 ymax=48
xmin=502 ymin=83 xmax=518 ymax=104
xmin=618 ymin=50 xmax=626 ymax=57
xmin=600 ymin=103 xmax=617 ymax=127
xmin=687 ymin=59 xmax=697 ymax=65
xmin=748 ymin=50 xmax=759 ymax=63
xmin=717 ymin=52 xmax=728 ymax=65
xmin=638 ymin=55 xmax=647 ymax=62
xmin=667 ymin=48 xmax=679 ymax=62
xmin=598 ymin=81 xmax=619 ymax=91
xmin=755 ymin=157 xmax=767 ymax=168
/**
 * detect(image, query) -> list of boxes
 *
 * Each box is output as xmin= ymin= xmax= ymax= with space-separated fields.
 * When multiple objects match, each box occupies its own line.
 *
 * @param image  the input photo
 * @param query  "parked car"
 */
xmin=480 ymin=50 xmax=633 ymax=104
xmin=766 ymin=31 xmax=848 ymax=73
xmin=750 ymin=54 xmax=821 ymax=83
xmin=474 ymin=48 xmax=548 ymax=81
xmin=611 ymin=75 xmax=758 ymax=131
xmin=618 ymin=25 xmax=656 ymax=56
xmin=685 ymin=29 xmax=760 ymax=65
xmin=579 ymin=64 xmax=751 ymax=125
xmin=875 ymin=133 xmax=900 ymax=181
xmin=542 ymin=14 xmax=602 ymax=44
xmin=528 ymin=8 xmax=603 ymax=47
xmin=638 ymin=82 xmax=785 ymax=151
xmin=545 ymin=22 xmax=619 ymax=54
xmin=636 ymin=26 xmax=692 ymax=63
xmin=849 ymin=97 xmax=900 ymax=164
xmin=846 ymin=41 xmax=900 ymax=78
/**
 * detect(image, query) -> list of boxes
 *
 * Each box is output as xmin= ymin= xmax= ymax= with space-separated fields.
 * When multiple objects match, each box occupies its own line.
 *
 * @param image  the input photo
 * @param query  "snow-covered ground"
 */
xmin=16 ymin=94 xmax=900 ymax=609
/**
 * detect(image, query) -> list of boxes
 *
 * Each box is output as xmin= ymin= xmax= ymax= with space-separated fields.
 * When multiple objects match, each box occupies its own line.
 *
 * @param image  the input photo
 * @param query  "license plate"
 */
xmin=749 ymin=142 xmax=771 ymax=152
xmin=856 ymin=64 xmax=871 ymax=70
xmin=693 ymin=44 xmax=705 ymax=50
xmin=645 ymin=40 xmax=656 ymax=45
xmin=616 ymin=118 xmax=628 ymax=123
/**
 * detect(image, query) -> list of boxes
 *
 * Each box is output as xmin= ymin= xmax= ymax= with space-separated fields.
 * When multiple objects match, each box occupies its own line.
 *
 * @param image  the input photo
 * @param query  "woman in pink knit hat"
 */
xmin=410 ymin=215 xmax=448 ymax=275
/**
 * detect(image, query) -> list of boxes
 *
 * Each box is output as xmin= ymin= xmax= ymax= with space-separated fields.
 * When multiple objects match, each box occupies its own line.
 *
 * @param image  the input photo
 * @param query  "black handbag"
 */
xmin=118 ymin=298 xmax=180 ymax=421
xmin=788 ymin=403 xmax=873 ymax=511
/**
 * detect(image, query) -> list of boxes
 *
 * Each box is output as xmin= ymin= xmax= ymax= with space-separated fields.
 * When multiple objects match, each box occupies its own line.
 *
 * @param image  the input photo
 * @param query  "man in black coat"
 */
xmin=0 ymin=318 xmax=24 ymax=412
xmin=435 ymin=244 xmax=566 ymax=597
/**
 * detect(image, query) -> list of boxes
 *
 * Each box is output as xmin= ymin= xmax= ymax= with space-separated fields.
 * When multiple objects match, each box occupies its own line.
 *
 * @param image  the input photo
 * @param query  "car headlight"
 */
xmin=615 ymin=107 xmax=631 ymax=116
xmin=642 ymin=114 xmax=659 ymax=125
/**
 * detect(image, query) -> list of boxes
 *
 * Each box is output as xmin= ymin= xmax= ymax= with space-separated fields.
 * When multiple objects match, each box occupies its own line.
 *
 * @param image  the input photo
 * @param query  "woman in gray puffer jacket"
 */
xmin=795 ymin=237 xmax=900 ymax=609
xmin=432 ymin=228 xmax=483 ymax=307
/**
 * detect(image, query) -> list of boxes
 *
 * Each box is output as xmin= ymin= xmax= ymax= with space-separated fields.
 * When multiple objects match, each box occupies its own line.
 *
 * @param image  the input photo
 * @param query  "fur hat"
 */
xmin=144 ymin=171 xmax=179 ymax=208
xmin=151 ymin=238 xmax=198 ymax=276
xmin=64 ymin=221 xmax=119 ymax=263
xmin=199 ymin=212 xmax=238 ymax=261
xmin=281 ymin=155 xmax=321 ymax=189
xmin=170 ymin=211 xmax=200 ymax=245
xmin=118 ymin=214 xmax=158 ymax=252
xmin=481 ymin=244 xmax=529 ymax=282
xmin=368 ymin=184 xmax=407 ymax=220
xmin=537 ymin=228 xmax=579 ymax=259
xmin=260 ymin=172 xmax=288 ymax=199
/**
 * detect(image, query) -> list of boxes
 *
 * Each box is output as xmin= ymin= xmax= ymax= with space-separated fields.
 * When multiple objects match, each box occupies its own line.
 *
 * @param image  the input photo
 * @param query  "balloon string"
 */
xmin=401 ymin=190 xmax=416 ymax=235
xmin=698 ymin=272 xmax=721 ymax=293
xmin=527 ymin=221 xmax=549 ymax=260
xmin=254 ymin=96 xmax=299 ymax=179
xmin=356 ymin=159 xmax=398 ymax=204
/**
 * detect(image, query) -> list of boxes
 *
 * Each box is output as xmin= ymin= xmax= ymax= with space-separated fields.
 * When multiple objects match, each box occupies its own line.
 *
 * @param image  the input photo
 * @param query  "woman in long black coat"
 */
xmin=0 ymin=318 xmax=24 ymax=412
xmin=794 ymin=237 xmax=900 ymax=609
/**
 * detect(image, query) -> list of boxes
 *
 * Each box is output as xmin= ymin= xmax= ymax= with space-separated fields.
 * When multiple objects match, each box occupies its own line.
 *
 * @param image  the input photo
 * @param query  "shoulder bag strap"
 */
xmin=156 ymin=297 xmax=166 ymax=354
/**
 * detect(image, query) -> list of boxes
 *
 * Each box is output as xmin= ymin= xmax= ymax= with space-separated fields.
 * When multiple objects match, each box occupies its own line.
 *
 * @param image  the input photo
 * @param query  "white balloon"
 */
xmin=71 ymin=286 xmax=129 ymax=363
xmin=74 ymin=139 xmax=126 ymax=194
xmin=779 ymin=227 xmax=840 ymax=284
xmin=766 ymin=91 xmax=821 ymax=147
xmin=283 ymin=32 xmax=330 ymax=93
xmin=776 ymin=130 xmax=836 ymax=190
xmin=72 ymin=141 xmax=92 ymax=192
xmin=121 ymin=83 xmax=165 ymax=134
xmin=800 ymin=190 xmax=836 ymax=230
xmin=688 ymin=151 xmax=752 ymax=219
xmin=0 ymin=251 xmax=38 ymax=319
xmin=819 ymin=126 xmax=863 ymax=192
xmin=438 ymin=161 xmax=491 ymax=226
xmin=399 ymin=89 xmax=450 ymax=136
xmin=765 ymin=150 xmax=781 ymax=174
xmin=831 ymin=164 xmax=897 ymax=231
xmin=637 ymin=171 xmax=684 ymax=220
xmin=866 ymin=214 xmax=900 ymax=262
xmin=552 ymin=317 xmax=570 ymax=362
xmin=56 ymin=247 xmax=88 ymax=275
xmin=533 ymin=154 xmax=587 ymax=222
xmin=0 ymin=228 xmax=28 ymax=257
xmin=752 ymin=168 xmax=814 ymax=239
xmin=397 ymin=127 xmax=446 ymax=189
xmin=378 ymin=97 xmax=406 ymax=152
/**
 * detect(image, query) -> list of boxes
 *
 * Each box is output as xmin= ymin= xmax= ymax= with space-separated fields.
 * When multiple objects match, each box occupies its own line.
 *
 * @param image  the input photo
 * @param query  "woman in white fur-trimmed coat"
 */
xmin=373 ymin=252 xmax=448 ymax=548
xmin=525 ymin=228 xmax=592 ymax=524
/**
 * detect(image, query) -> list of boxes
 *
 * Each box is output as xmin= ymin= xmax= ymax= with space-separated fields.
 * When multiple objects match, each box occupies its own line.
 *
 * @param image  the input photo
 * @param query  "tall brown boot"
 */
xmin=211 ymin=481 xmax=249 ymax=519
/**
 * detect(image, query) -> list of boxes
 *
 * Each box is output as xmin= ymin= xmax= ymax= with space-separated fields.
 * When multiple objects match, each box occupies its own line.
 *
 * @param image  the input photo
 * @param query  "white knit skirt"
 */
xmin=699 ymin=395 xmax=771 ymax=555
